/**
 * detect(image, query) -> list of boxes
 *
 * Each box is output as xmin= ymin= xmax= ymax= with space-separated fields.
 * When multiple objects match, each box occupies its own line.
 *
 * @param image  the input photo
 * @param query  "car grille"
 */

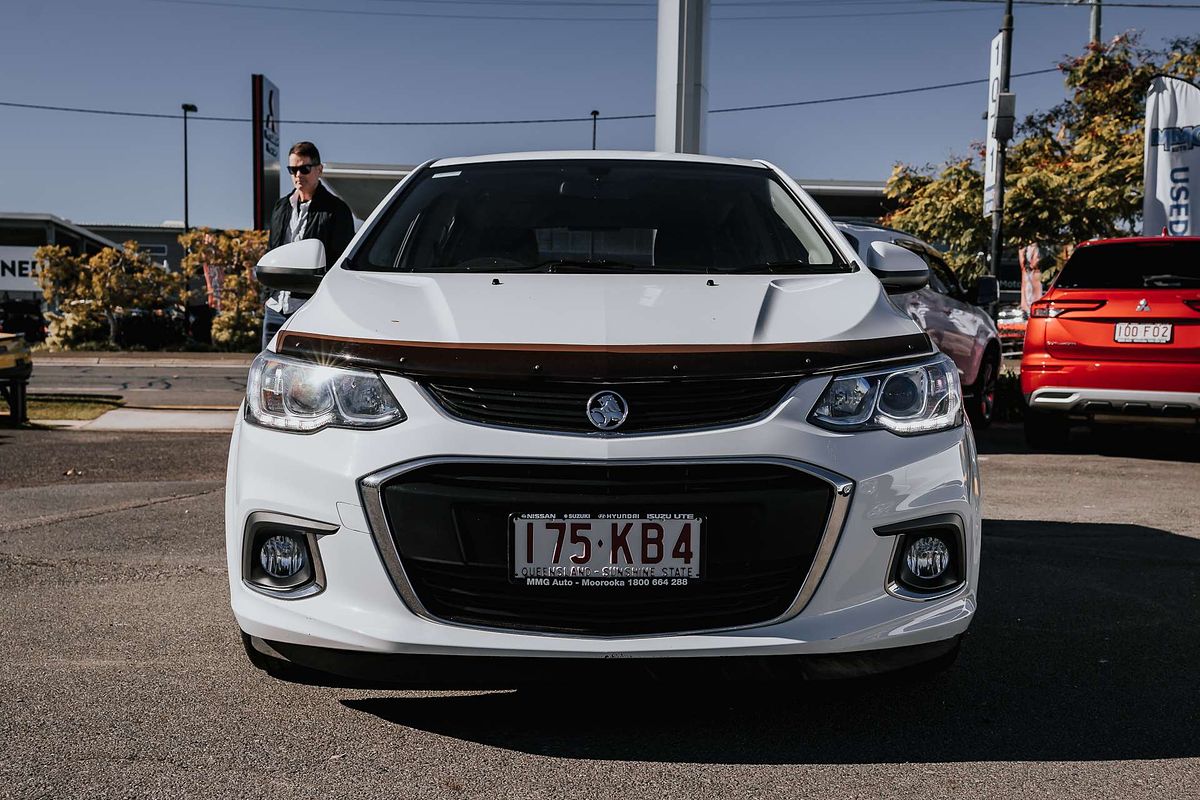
xmin=422 ymin=377 xmax=796 ymax=434
xmin=374 ymin=461 xmax=834 ymax=636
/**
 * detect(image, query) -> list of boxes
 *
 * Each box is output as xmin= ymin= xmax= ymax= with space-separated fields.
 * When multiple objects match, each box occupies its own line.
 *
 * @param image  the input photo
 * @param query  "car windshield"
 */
xmin=353 ymin=160 xmax=844 ymax=274
xmin=1055 ymin=240 xmax=1200 ymax=289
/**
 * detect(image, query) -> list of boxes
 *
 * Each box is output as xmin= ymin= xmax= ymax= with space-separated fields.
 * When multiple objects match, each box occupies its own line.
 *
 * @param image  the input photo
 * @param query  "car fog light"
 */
xmin=259 ymin=534 xmax=307 ymax=578
xmin=905 ymin=536 xmax=950 ymax=580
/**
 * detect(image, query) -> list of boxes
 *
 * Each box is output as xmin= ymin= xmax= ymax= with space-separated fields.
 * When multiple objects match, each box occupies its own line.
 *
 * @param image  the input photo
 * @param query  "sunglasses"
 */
xmin=287 ymin=163 xmax=320 ymax=176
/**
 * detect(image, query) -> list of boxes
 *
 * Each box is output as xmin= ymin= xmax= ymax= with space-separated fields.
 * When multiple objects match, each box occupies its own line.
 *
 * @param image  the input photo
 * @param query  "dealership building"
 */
xmin=0 ymin=213 xmax=120 ymax=302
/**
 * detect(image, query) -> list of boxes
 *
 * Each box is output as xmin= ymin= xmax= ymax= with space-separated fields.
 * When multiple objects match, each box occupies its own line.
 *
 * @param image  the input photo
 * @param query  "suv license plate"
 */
xmin=1115 ymin=322 xmax=1172 ymax=343
xmin=512 ymin=514 xmax=701 ymax=587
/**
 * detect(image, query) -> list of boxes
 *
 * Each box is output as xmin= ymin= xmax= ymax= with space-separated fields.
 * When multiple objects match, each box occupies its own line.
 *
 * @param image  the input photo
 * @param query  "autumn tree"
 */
xmin=87 ymin=242 xmax=185 ymax=344
xmin=35 ymin=241 xmax=183 ymax=348
xmin=883 ymin=35 xmax=1200 ymax=280
xmin=179 ymin=228 xmax=269 ymax=350
xmin=33 ymin=245 xmax=104 ymax=347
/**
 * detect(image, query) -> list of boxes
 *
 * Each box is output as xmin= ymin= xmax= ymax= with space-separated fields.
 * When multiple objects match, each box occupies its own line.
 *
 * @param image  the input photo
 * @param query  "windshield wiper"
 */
xmin=534 ymin=259 xmax=644 ymax=272
xmin=718 ymin=260 xmax=820 ymax=274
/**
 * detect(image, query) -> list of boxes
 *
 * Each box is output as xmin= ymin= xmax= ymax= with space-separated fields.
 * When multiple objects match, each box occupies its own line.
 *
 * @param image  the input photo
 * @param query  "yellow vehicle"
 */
xmin=0 ymin=332 xmax=32 ymax=425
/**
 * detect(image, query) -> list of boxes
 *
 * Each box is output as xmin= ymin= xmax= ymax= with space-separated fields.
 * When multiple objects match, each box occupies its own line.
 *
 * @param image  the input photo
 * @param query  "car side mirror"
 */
xmin=255 ymin=239 xmax=327 ymax=293
xmin=866 ymin=242 xmax=929 ymax=294
xmin=973 ymin=275 xmax=999 ymax=307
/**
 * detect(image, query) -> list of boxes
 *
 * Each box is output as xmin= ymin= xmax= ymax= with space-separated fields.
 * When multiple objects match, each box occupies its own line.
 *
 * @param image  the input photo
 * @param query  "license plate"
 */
xmin=511 ymin=514 xmax=701 ymax=587
xmin=1114 ymin=322 xmax=1172 ymax=343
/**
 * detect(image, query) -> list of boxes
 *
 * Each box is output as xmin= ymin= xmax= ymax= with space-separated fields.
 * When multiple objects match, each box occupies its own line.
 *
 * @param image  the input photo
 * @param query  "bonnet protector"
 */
xmin=276 ymin=332 xmax=933 ymax=381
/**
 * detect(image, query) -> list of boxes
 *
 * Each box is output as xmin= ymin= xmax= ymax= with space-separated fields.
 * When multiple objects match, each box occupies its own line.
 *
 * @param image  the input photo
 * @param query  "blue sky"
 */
xmin=2 ymin=0 xmax=1194 ymax=229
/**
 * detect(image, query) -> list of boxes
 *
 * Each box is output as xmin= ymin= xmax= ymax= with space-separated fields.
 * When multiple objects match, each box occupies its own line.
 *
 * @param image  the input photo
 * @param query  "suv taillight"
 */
xmin=1030 ymin=299 xmax=1107 ymax=318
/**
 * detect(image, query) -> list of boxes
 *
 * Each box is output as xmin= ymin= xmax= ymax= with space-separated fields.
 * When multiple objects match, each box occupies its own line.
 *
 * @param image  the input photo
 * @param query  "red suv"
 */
xmin=1022 ymin=236 xmax=1200 ymax=447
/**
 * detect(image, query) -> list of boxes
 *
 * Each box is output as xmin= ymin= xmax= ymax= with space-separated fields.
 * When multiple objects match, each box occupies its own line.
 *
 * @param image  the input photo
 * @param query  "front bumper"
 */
xmin=226 ymin=371 xmax=981 ymax=664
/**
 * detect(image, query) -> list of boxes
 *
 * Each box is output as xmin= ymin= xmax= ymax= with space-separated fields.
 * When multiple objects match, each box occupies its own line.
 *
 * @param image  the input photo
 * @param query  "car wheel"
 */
xmin=1023 ymin=409 xmax=1070 ymax=450
xmin=966 ymin=353 xmax=998 ymax=429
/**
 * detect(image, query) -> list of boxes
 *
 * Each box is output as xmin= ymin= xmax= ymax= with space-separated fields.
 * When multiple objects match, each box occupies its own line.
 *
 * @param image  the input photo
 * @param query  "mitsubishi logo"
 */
xmin=586 ymin=391 xmax=629 ymax=431
xmin=1136 ymin=298 xmax=1151 ymax=312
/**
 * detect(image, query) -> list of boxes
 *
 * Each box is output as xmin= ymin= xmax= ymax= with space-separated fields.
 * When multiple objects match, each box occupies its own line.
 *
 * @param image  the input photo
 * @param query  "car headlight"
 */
xmin=809 ymin=354 xmax=962 ymax=435
xmin=245 ymin=352 xmax=406 ymax=433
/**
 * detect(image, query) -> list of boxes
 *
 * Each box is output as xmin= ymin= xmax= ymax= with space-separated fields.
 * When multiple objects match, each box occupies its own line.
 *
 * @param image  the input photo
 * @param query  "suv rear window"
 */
xmin=1055 ymin=240 xmax=1200 ymax=289
xmin=352 ymin=160 xmax=845 ymax=274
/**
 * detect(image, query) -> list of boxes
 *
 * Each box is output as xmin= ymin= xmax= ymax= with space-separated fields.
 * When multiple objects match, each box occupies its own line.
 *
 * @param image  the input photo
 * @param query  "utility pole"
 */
xmin=988 ymin=1 xmax=1014 ymax=279
xmin=655 ymin=0 xmax=710 ymax=153
xmin=181 ymin=103 xmax=197 ymax=230
xmin=591 ymin=110 xmax=599 ymax=150
xmin=1074 ymin=0 xmax=1101 ymax=44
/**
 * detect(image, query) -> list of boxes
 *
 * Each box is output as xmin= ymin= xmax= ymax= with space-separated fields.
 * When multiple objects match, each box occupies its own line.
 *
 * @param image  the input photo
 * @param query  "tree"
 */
xmin=882 ymin=158 xmax=989 ymax=276
xmin=883 ymin=35 xmax=1200 ymax=280
xmin=35 ymin=241 xmax=183 ymax=348
xmin=33 ymin=245 xmax=105 ymax=348
xmin=88 ymin=242 xmax=185 ymax=344
xmin=178 ymin=228 xmax=269 ymax=350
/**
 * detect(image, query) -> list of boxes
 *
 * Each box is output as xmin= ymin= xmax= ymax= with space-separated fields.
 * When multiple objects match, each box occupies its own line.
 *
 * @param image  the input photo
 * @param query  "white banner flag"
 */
xmin=1143 ymin=75 xmax=1200 ymax=236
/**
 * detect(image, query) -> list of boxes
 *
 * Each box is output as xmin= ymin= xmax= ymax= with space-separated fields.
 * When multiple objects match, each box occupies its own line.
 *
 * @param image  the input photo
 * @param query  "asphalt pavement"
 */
xmin=30 ymin=351 xmax=253 ymax=410
xmin=0 ymin=421 xmax=1198 ymax=799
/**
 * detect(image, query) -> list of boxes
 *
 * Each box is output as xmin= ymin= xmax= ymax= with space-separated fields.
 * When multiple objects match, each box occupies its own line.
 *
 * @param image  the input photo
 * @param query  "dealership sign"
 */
xmin=983 ymin=31 xmax=1005 ymax=218
xmin=1143 ymin=75 xmax=1200 ymax=236
xmin=0 ymin=247 xmax=41 ymax=293
xmin=252 ymin=74 xmax=281 ymax=231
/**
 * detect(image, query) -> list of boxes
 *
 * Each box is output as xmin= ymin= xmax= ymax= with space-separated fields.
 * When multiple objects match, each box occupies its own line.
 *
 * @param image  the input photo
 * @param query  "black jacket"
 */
xmin=268 ymin=182 xmax=355 ymax=262
xmin=266 ymin=182 xmax=355 ymax=313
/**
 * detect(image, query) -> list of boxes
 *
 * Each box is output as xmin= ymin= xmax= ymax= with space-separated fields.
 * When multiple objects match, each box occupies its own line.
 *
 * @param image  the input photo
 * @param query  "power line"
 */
xmin=0 ymin=67 xmax=1062 ymax=127
xmin=718 ymin=6 xmax=994 ymax=17
xmin=930 ymin=0 xmax=1200 ymax=7
xmin=149 ymin=0 xmax=652 ymax=21
xmin=148 ymin=0 xmax=1028 ymax=20
xmin=711 ymin=67 xmax=1059 ymax=112
xmin=357 ymin=0 xmax=960 ymax=5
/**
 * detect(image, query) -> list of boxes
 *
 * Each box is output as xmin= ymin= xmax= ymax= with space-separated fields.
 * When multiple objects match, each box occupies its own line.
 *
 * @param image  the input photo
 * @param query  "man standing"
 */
xmin=262 ymin=141 xmax=354 ymax=349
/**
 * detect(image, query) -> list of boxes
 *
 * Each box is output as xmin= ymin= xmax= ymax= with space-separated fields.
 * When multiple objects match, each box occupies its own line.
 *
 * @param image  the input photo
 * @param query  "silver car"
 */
xmin=836 ymin=221 xmax=1001 ymax=427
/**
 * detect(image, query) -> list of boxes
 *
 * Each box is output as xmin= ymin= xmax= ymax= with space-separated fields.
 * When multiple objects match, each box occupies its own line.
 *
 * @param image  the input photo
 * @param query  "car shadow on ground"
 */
xmin=976 ymin=421 xmax=1200 ymax=463
xmin=343 ymin=518 xmax=1200 ymax=764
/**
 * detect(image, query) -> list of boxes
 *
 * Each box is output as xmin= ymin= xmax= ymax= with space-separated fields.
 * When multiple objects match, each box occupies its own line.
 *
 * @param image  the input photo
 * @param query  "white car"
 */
xmin=835 ymin=222 xmax=1002 ymax=428
xmin=228 ymin=151 xmax=981 ymax=685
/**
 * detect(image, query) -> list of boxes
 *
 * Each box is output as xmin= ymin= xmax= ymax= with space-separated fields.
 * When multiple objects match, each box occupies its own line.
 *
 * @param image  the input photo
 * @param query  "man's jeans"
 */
xmin=262 ymin=305 xmax=287 ymax=351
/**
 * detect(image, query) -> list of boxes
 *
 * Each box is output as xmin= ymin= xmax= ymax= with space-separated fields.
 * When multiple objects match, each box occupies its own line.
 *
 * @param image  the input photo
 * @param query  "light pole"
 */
xmin=181 ymin=103 xmax=197 ymax=230
xmin=591 ymin=110 xmax=599 ymax=150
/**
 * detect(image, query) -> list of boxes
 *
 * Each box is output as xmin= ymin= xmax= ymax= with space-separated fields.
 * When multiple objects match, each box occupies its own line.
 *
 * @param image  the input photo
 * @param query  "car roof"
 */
xmin=429 ymin=150 xmax=769 ymax=170
xmin=1077 ymin=235 xmax=1200 ymax=248
xmin=833 ymin=219 xmax=917 ymax=240
xmin=833 ymin=219 xmax=941 ymax=257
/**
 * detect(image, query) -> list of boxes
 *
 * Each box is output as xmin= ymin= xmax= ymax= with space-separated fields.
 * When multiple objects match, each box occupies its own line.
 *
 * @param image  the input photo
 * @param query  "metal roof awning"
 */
xmin=0 ymin=212 xmax=122 ymax=250
xmin=321 ymin=163 xmax=416 ymax=221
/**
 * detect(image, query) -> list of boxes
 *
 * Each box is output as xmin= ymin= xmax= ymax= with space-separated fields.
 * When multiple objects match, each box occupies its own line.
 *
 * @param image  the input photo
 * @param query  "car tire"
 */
xmin=966 ymin=352 xmax=999 ymax=430
xmin=1023 ymin=409 xmax=1070 ymax=450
